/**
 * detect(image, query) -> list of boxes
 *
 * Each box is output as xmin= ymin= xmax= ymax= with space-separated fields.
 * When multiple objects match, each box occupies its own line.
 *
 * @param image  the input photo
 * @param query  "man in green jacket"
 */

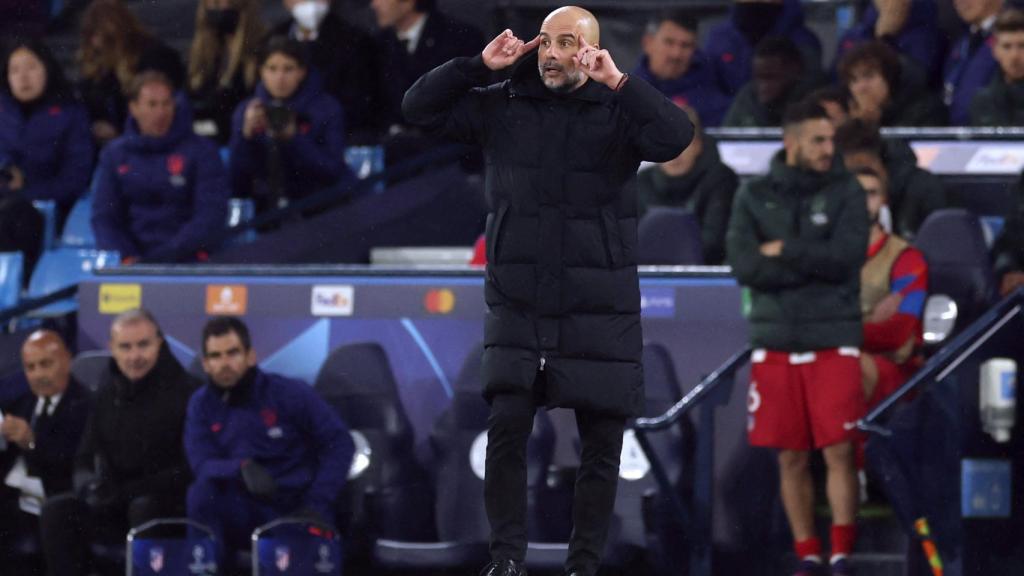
xmin=971 ymin=9 xmax=1024 ymax=127
xmin=727 ymin=100 xmax=868 ymax=576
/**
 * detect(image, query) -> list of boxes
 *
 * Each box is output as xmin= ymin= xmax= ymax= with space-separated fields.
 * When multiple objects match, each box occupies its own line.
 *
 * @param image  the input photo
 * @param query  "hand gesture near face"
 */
xmin=483 ymin=29 xmax=542 ymax=71
xmin=573 ymin=35 xmax=624 ymax=90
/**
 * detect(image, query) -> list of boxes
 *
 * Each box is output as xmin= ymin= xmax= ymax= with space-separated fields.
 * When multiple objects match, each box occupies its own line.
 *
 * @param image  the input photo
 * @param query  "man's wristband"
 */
xmin=613 ymin=73 xmax=630 ymax=92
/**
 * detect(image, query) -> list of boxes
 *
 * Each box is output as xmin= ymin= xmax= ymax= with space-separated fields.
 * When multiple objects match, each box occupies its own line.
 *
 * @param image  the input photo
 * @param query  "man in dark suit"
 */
xmin=0 ymin=330 xmax=92 ymax=561
xmin=371 ymin=0 xmax=484 ymax=163
xmin=271 ymin=0 xmax=381 ymax=143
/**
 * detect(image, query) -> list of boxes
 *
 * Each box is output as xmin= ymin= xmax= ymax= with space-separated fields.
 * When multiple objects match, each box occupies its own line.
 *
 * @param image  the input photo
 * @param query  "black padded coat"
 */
xmin=403 ymin=52 xmax=693 ymax=417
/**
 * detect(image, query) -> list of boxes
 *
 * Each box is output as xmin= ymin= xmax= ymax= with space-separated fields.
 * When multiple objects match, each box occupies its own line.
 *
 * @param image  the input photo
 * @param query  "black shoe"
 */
xmin=479 ymin=559 xmax=528 ymax=576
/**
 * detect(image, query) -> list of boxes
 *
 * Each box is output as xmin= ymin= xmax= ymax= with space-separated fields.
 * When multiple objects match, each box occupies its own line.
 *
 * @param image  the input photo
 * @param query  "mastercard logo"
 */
xmin=424 ymin=289 xmax=456 ymax=314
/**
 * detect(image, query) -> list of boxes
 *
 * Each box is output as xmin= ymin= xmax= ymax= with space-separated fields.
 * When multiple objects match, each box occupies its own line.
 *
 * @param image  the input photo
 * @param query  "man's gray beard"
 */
xmin=540 ymin=69 xmax=583 ymax=93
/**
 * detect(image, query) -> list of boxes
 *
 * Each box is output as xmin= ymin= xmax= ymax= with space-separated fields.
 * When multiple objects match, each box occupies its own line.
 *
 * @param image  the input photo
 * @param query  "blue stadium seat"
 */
xmin=637 ymin=207 xmax=704 ymax=265
xmin=252 ymin=518 xmax=342 ymax=576
xmin=374 ymin=344 xmax=556 ymax=570
xmin=31 ymin=200 xmax=57 ymax=251
xmin=0 ymin=252 xmax=24 ymax=310
xmin=226 ymin=198 xmax=256 ymax=244
xmin=26 ymin=248 xmax=120 ymax=316
xmin=313 ymin=343 xmax=434 ymax=562
xmin=914 ymin=209 xmax=996 ymax=335
xmin=60 ymin=196 xmax=95 ymax=247
xmin=344 ymin=146 xmax=385 ymax=180
xmin=126 ymin=518 xmax=217 ymax=576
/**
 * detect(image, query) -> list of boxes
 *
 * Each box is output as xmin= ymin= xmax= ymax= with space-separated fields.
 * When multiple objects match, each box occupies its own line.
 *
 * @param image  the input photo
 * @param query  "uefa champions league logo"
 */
xmin=188 ymin=543 xmax=217 ymax=575
xmin=314 ymin=543 xmax=335 ymax=573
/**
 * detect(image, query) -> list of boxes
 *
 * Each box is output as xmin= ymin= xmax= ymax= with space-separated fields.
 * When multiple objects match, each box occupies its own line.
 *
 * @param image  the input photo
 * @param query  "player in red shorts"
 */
xmin=727 ymin=100 xmax=869 ymax=576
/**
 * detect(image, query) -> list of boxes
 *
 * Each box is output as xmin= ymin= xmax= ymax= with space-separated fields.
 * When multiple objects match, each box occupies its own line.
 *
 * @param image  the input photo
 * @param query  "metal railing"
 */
xmin=633 ymin=346 xmax=752 ymax=576
xmin=858 ymin=286 xmax=1024 ymax=436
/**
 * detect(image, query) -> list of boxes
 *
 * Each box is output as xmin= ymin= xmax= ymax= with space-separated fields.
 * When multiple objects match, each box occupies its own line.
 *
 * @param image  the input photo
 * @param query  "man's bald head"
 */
xmin=538 ymin=6 xmax=600 ymax=93
xmin=21 ymin=330 xmax=72 ymax=398
xmin=542 ymin=6 xmax=600 ymax=46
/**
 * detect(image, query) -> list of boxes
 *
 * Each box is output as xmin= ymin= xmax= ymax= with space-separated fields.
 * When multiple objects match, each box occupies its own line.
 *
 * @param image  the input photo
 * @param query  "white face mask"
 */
xmin=292 ymin=0 xmax=329 ymax=31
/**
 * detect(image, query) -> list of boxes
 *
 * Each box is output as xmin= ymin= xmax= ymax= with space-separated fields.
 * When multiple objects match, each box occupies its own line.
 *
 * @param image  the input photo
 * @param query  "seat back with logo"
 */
xmin=61 ymin=195 xmax=95 ymax=247
xmin=252 ymin=518 xmax=342 ymax=576
xmin=431 ymin=344 xmax=555 ymax=543
xmin=637 ymin=207 xmax=704 ymax=265
xmin=313 ymin=343 xmax=433 ymax=549
xmin=914 ymin=209 xmax=995 ymax=335
xmin=126 ymin=518 xmax=218 ymax=576
xmin=605 ymin=343 xmax=690 ymax=567
xmin=26 ymin=248 xmax=119 ymax=316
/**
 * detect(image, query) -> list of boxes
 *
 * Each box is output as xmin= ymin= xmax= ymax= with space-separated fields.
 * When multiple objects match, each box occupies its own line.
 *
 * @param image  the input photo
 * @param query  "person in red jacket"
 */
xmin=853 ymin=166 xmax=929 ymax=407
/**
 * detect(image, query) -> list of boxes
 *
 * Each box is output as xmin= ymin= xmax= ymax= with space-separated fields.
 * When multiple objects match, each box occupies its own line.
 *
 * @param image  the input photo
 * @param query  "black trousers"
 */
xmin=484 ymin=385 xmax=626 ymax=576
xmin=39 ymin=491 xmax=181 ymax=576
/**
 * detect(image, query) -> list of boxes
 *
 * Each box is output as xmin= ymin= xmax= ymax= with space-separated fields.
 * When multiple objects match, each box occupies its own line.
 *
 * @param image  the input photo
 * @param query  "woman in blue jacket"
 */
xmin=0 ymin=39 xmax=94 ymax=217
xmin=1 ymin=39 xmax=93 ymax=281
xmin=229 ymin=37 xmax=352 ymax=216
xmin=91 ymin=71 xmax=228 ymax=263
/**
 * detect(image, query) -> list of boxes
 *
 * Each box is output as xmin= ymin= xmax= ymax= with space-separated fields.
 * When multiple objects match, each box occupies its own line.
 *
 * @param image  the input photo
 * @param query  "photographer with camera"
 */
xmin=229 ymin=37 xmax=352 ymax=216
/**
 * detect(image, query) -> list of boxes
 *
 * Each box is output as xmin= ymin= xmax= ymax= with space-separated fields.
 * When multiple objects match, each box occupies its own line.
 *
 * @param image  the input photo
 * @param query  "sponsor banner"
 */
xmin=424 ymin=288 xmax=456 ymax=314
xmin=98 ymin=283 xmax=141 ymax=314
xmin=206 ymin=285 xmax=247 ymax=315
xmin=964 ymin=146 xmax=1024 ymax=174
xmin=640 ymin=287 xmax=676 ymax=318
xmin=311 ymin=285 xmax=354 ymax=316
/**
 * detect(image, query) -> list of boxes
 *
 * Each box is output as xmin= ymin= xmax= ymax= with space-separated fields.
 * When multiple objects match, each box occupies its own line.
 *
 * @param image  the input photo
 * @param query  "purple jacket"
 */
xmin=184 ymin=368 xmax=354 ymax=517
xmin=944 ymin=28 xmax=998 ymax=125
xmin=0 ymin=93 xmax=93 ymax=212
xmin=705 ymin=0 xmax=822 ymax=95
xmin=631 ymin=52 xmax=732 ymax=127
xmin=91 ymin=94 xmax=228 ymax=261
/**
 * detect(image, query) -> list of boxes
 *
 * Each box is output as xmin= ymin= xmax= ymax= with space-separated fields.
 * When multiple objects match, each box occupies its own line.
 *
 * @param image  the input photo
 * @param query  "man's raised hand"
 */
xmin=573 ymin=35 xmax=623 ymax=90
xmin=482 ymin=30 xmax=541 ymax=71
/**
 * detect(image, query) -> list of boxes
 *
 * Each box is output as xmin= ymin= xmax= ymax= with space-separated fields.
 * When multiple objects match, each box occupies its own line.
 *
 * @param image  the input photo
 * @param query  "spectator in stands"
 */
xmin=993 ymin=172 xmax=1024 ymax=295
xmin=185 ymin=317 xmax=354 ymax=571
xmin=92 ymin=71 xmax=228 ymax=263
xmin=833 ymin=0 xmax=945 ymax=86
xmin=631 ymin=10 xmax=731 ymax=127
xmin=271 ymin=0 xmax=378 ymax=142
xmin=807 ymin=85 xmax=850 ymax=127
xmin=230 ymin=38 xmax=351 ymax=216
xmin=372 ymin=0 xmax=484 ymax=161
xmin=944 ymin=0 xmax=1005 ymax=125
xmin=0 ymin=331 xmax=91 ymax=565
xmin=188 ymin=0 xmax=266 ymax=145
xmin=705 ymin=0 xmax=822 ymax=96
xmin=971 ymin=9 xmax=1024 ymax=126
xmin=77 ymin=0 xmax=186 ymax=147
xmin=838 ymin=40 xmax=946 ymax=126
xmin=39 ymin=309 xmax=198 ymax=576
xmin=1 ymin=39 xmax=93 ymax=280
xmin=723 ymin=37 xmax=816 ymax=127
xmin=835 ymin=119 xmax=946 ymax=239
xmin=853 ymin=166 xmax=928 ymax=407
xmin=638 ymin=105 xmax=738 ymax=264
xmin=727 ymin=100 xmax=867 ymax=576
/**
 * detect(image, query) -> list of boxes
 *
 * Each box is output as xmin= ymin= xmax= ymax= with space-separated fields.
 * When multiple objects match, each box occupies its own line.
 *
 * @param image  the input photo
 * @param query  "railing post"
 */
xmin=690 ymin=371 xmax=736 ymax=576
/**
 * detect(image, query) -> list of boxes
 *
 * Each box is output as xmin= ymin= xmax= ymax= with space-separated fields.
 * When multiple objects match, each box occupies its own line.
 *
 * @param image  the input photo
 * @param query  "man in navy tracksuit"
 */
xmin=185 ymin=317 xmax=354 ymax=568
xmin=943 ymin=0 xmax=1004 ymax=125
xmin=91 ymin=71 xmax=228 ymax=263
